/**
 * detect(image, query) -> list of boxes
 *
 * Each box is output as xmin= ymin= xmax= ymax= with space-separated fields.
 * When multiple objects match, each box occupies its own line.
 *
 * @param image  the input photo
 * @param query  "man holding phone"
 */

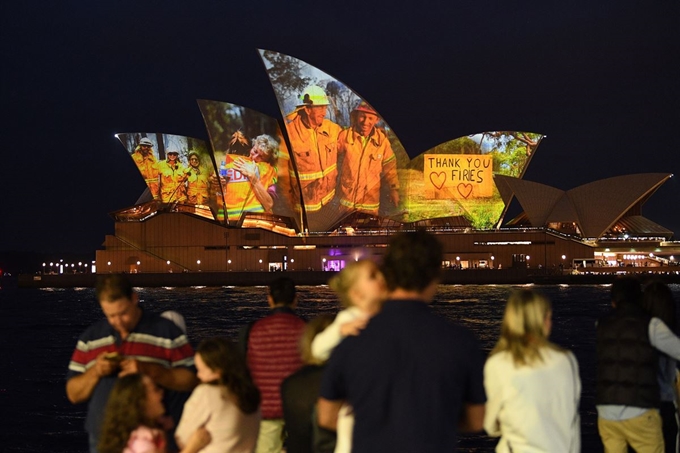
xmin=66 ymin=274 xmax=198 ymax=453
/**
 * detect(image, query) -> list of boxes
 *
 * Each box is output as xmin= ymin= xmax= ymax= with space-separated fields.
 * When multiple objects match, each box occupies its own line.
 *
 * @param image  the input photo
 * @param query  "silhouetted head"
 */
xmin=381 ymin=230 xmax=442 ymax=293
xmin=610 ymin=276 xmax=642 ymax=308
xmin=643 ymin=281 xmax=676 ymax=330
xmin=268 ymin=277 xmax=297 ymax=306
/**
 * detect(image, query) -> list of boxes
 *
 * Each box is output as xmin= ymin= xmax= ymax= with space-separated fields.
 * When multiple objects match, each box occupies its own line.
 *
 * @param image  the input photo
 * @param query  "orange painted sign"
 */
xmin=424 ymin=154 xmax=494 ymax=198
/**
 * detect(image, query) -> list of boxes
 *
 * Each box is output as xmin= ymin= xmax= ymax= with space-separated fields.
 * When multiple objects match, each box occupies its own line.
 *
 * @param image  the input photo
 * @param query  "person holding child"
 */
xmin=311 ymin=259 xmax=387 ymax=453
xmin=311 ymin=259 xmax=387 ymax=361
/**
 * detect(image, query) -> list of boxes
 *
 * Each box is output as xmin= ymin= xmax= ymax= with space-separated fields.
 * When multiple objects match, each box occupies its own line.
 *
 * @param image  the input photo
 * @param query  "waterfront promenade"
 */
xmin=13 ymin=266 xmax=680 ymax=288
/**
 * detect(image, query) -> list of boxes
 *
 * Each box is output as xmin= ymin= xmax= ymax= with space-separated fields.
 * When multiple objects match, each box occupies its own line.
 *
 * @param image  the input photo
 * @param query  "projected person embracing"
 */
xmin=212 ymin=133 xmax=279 ymax=223
xmin=337 ymin=100 xmax=400 ymax=215
xmin=318 ymin=230 xmax=486 ymax=452
xmin=66 ymin=274 xmax=198 ymax=453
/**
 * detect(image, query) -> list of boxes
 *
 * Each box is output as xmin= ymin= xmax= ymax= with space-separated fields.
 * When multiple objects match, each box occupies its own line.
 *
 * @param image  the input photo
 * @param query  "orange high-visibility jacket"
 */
xmin=337 ymin=126 xmax=399 ymax=214
xmin=158 ymin=160 xmax=188 ymax=203
xmin=185 ymin=168 xmax=210 ymax=205
xmin=132 ymin=151 xmax=160 ymax=199
xmin=285 ymin=114 xmax=341 ymax=212
xmin=219 ymin=154 xmax=277 ymax=221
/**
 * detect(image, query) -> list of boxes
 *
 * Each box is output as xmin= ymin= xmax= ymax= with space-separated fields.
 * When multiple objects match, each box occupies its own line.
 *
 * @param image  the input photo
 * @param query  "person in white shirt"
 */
xmin=484 ymin=289 xmax=581 ymax=453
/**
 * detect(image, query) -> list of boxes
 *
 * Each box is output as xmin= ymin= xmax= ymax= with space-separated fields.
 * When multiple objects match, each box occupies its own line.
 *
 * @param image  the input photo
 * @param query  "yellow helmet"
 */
xmin=298 ymin=85 xmax=329 ymax=106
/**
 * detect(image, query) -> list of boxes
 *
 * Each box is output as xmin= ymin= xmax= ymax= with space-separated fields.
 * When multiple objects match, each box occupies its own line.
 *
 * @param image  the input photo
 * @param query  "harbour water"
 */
xmin=2 ymin=283 xmax=679 ymax=452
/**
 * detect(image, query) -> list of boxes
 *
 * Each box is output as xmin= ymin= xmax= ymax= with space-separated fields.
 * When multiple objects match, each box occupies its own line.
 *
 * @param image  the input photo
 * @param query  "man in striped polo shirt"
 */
xmin=66 ymin=274 xmax=198 ymax=453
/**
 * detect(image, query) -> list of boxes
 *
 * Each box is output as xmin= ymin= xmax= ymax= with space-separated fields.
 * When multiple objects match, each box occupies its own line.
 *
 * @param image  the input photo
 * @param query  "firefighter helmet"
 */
xmin=352 ymin=100 xmax=378 ymax=116
xmin=298 ymin=85 xmax=330 ymax=106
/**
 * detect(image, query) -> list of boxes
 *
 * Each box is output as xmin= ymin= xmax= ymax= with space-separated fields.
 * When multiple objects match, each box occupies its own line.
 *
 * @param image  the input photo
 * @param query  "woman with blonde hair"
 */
xmin=484 ymin=289 xmax=581 ymax=452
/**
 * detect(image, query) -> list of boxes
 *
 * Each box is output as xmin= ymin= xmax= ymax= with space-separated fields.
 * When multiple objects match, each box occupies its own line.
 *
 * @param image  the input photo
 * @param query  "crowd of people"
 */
xmin=67 ymin=230 xmax=680 ymax=452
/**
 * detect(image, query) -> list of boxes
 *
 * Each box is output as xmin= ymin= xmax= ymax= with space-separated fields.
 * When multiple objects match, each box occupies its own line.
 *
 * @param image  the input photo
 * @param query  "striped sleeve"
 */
xmin=123 ymin=332 xmax=194 ymax=368
xmin=67 ymin=332 xmax=117 ymax=376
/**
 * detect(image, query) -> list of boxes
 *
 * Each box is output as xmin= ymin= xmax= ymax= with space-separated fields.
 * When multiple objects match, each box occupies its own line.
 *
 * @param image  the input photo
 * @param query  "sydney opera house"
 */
xmin=95 ymin=50 xmax=677 ymax=279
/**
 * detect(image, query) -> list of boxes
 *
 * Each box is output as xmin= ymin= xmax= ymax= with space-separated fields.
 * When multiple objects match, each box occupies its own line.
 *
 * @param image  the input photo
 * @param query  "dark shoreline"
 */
xmin=9 ymin=268 xmax=680 ymax=289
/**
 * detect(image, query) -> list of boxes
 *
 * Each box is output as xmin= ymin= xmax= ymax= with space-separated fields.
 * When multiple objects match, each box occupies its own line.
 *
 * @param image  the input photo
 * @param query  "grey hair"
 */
xmin=251 ymin=134 xmax=279 ymax=164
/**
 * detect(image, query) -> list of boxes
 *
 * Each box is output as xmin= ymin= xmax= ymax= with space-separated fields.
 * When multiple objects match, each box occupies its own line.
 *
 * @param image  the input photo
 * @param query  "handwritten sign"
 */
xmin=424 ymin=154 xmax=494 ymax=198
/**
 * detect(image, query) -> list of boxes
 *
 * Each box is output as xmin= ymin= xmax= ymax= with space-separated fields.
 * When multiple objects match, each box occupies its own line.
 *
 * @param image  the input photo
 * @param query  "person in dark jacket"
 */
xmin=596 ymin=277 xmax=680 ymax=452
xmin=281 ymin=315 xmax=336 ymax=453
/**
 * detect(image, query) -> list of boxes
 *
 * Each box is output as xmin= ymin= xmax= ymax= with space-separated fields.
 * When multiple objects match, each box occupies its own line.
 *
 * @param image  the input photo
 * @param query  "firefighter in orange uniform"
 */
xmin=337 ymin=101 xmax=400 ymax=215
xmin=131 ymin=137 xmax=160 ymax=200
xmin=185 ymin=151 xmax=210 ymax=205
xmin=285 ymin=85 xmax=342 ymax=225
xmin=212 ymin=134 xmax=278 ymax=223
xmin=158 ymin=149 xmax=188 ymax=203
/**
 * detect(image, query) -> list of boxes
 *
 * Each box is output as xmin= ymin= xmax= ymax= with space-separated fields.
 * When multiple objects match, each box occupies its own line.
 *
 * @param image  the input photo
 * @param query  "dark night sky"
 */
xmin=1 ymin=0 xmax=678 ymax=255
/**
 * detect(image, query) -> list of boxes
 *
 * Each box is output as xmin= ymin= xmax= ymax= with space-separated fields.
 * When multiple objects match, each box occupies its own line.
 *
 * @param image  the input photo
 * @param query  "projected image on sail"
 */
xmin=197 ymin=100 xmax=300 ymax=234
xmin=116 ymin=133 xmax=216 ymax=220
xmin=407 ymin=131 xmax=544 ymax=229
xmin=258 ymin=49 xmax=408 ymax=232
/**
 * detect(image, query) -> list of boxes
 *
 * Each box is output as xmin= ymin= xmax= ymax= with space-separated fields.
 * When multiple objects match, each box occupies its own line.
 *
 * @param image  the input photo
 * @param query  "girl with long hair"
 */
xmin=98 ymin=373 xmax=209 ymax=453
xmin=484 ymin=289 xmax=581 ymax=452
xmin=175 ymin=338 xmax=261 ymax=453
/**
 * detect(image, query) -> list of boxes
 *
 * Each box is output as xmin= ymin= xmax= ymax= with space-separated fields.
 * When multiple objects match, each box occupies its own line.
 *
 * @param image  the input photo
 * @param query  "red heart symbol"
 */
xmin=457 ymin=183 xmax=473 ymax=199
xmin=429 ymin=172 xmax=446 ymax=190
